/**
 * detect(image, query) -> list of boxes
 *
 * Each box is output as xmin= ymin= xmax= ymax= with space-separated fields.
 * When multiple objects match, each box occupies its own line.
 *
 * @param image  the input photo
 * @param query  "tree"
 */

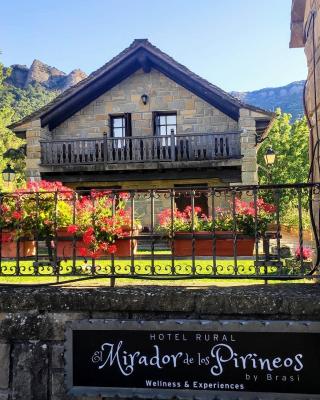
xmin=257 ymin=110 xmax=310 ymax=225
xmin=0 ymin=57 xmax=25 ymax=189
xmin=257 ymin=110 xmax=309 ymax=185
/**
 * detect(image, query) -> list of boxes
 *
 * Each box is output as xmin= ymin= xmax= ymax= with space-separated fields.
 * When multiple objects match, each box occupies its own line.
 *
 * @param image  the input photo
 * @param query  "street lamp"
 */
xmin=2 ymin=164 xmax=16 ymax=184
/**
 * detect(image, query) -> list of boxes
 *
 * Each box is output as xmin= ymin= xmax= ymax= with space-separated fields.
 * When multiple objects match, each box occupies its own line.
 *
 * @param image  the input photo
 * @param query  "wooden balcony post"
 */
xmin=170 ymin=129 xmax=175 ymax=161
xmin=103 ymin=133 xmax=108 ymax=163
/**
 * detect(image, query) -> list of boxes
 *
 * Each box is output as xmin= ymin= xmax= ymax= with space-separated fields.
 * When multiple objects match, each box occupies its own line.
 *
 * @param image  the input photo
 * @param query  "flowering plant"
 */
xmin=157 ymin=198 xmax=276 ymax=236
xmin=67 ymin=190 xmax=138 ymax=258
xmin=295 ymin=246 xmax=313 ymax=260
xmin=1 ymin=180 xmax=74 ymax=240
xmin=157 ymin=205 xmax=233 ymax=234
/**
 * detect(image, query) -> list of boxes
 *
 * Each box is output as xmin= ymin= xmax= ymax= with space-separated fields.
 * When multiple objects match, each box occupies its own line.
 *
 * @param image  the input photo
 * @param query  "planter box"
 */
xmin=56 ymin=229 xmax=138 ymax=258
xmin=56 ymin=229 xmax=85 ymax=258
xmin=0 ymin=231 xmax=36 ymax=258
xmin=173 ymin=231 xmax=255 ymax=257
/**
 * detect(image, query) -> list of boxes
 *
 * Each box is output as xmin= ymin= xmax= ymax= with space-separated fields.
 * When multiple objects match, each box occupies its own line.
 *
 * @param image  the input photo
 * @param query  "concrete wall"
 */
xmin=0 ymin=284 xmax=319 ymax=399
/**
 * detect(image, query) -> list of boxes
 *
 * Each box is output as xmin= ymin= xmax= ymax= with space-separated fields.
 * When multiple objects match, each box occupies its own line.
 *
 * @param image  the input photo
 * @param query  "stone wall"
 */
xmin=52 ymin=69 xmax=238 ymax=139
xmin=303 ymin=0 xmax=320 ymax=184
xmin=0 ymin=284 xmax=319 ymax=399
xmin=291 ymin=0 xmax=320 ymax=255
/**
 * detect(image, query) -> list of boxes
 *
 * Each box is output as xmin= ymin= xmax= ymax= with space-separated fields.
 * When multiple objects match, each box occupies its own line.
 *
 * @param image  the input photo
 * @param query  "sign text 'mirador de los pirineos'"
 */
xmin=65 ymin=320 xmax=320 ymax=399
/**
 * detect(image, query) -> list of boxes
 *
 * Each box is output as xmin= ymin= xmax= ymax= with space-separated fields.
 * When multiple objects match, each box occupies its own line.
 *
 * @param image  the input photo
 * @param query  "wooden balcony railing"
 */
xmin=40 ymin=132 xmax=241 ymax=166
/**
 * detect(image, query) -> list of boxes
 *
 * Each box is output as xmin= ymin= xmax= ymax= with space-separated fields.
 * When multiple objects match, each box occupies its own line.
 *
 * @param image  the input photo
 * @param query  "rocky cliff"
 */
xmin=5 ymin=60 xmax=87 ymax=91
xmin=231 ymin=80 xmax=305 ymax=120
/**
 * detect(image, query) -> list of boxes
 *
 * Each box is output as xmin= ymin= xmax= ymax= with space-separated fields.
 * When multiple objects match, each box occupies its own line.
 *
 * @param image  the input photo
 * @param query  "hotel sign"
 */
xmin=65 ymin=320 xmax=320 ymax=399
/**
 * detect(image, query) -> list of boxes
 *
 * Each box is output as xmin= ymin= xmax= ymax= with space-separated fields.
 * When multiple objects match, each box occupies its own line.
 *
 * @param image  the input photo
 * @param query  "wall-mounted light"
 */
xmin=141 ymin=94 xmax=148 ymax=105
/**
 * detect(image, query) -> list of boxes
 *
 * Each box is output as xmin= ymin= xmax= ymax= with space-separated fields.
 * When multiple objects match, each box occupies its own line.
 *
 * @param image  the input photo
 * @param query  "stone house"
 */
xmin=9 ymin=39 xmax=274 ymax=195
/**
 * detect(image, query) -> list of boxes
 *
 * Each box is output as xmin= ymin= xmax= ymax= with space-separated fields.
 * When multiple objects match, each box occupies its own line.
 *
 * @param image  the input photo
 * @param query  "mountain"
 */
xmin=231 ymin=80 xmax=305 ymax=120
xmin=4 ymin=60 xmax=87 ymax=91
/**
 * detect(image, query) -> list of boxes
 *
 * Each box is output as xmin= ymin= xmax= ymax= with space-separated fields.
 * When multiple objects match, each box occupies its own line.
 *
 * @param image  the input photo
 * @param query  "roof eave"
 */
xmin=289 ymin=0 xmax=307 ymax=48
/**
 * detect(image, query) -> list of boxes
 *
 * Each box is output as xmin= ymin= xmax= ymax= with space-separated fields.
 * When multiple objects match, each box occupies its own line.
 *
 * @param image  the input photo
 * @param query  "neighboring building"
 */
xmin=9 ymin=39 xmax=274 ymax=191
xmin=290 ymin=0 xmax=320 ymax=183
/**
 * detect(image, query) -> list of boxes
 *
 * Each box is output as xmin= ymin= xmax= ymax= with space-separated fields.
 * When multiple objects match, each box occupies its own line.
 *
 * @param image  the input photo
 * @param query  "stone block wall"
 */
xmin=0 ymin=284 xmax=318 ymax=399
xmin=23 ymin=119 xmax=51 ymax=181
xmin=52 ymin=69 xmax=238 ymax=139
xmin=303 ymin=0 xmax=320 ymax=182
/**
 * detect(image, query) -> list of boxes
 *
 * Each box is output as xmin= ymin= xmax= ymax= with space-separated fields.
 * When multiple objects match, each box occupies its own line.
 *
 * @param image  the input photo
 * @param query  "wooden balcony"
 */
xmin=40 ymin=132 xmax=242 ymax=172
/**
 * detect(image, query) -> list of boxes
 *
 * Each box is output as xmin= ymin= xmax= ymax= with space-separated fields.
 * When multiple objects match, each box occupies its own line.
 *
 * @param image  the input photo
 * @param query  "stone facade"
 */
xmin=15 ymin=68 xmax=270 ymax=186
xmin=52 ymin=69 xmax=238 ymax=138
xmin=290 ymin=0 xmax=320 ymax=257
xmin=0 ymin=284 xmax=318 ymax=399
xmin=290 ymin=0 xmax=320 ymax=181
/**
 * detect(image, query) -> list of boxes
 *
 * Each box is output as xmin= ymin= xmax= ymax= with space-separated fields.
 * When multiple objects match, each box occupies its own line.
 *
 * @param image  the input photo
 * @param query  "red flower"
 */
xmin=99 ymin=242 xmax=109 ymax=251
xmin=118 ymin=209 xmax=127 ymax=217
xmin=85 ymin=227 xmax=94 ymax=235
xmin=83 ymin=233 xmax=94 ymax=245
xmin=12 ymin=211 xmax=23 ymax=220
xmin=108 ymin=244 xmax=117 ymax=254
xmin=67 ymin=225 xmax=78 ymax=234
xmin=79 ymin=247 xmax=88 ymax=257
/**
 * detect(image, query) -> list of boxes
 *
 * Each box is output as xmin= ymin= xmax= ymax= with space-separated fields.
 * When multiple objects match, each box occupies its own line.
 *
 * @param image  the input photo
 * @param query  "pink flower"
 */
xmin=295 ymin=247 xmax=313 ymax=260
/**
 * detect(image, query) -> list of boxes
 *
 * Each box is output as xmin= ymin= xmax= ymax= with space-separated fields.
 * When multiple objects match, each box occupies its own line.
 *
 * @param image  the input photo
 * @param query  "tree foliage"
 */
xmin=0 ymin=59 xmax=25 ymax=189
xmin=0 ymin=56 xmax=58 ymax=190
xmin=1 ymin=84 xmax=58 ymax=122
xmin=257 ymin=110 xmax=310 ymax=217
xmin=257 ymin=110 xmax=309 ymax=185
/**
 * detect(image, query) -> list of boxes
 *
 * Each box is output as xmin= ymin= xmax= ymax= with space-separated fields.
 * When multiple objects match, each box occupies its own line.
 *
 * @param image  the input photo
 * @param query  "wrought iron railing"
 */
xmin=0 ymin=183 xmax=319 ymax=285
xmin=40 ymin=132 xmax=241 ymax=165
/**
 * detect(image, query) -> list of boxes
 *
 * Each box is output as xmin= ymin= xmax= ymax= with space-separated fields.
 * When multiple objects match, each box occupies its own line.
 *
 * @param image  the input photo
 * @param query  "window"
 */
xmin=174 ymin=184 xmax=209 ymax=216
xmin=154 ymin=112 xmax=177 ymax=137
xmin=110 ymin=114 xmax=131 ymax=149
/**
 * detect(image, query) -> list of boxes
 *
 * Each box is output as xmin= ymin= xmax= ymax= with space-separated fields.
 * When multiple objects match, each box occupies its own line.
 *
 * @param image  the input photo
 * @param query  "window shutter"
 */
xmin=124 ymin=113 xmax=132 ymax=137
xmin=152 ymin=112 xmax=158 ymax=136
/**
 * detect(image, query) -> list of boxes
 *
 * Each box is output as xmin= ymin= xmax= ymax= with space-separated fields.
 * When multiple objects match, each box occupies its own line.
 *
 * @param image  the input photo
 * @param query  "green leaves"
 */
xmin=257 ymin=109 xmax=309 ymax=185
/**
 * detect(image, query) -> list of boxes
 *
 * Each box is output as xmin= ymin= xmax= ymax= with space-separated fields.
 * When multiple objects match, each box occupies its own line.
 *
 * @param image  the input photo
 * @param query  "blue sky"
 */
xmin=1 ymin=0 xmax=306 ymax=92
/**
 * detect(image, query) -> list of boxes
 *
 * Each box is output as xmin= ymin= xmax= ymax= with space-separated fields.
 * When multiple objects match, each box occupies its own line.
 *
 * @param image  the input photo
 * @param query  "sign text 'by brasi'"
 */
xmin=65 ymin=320 xmax=320 ymax=399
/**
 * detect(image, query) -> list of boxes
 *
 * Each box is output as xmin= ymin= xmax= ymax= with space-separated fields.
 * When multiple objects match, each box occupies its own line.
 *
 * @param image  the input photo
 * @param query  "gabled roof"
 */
xmin=9 ymin=39 xmax=274 ymax=131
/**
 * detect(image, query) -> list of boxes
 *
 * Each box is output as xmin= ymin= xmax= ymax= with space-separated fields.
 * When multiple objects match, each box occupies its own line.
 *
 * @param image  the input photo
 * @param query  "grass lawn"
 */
xmin=0 ymin=257 xmax=311 ymax=287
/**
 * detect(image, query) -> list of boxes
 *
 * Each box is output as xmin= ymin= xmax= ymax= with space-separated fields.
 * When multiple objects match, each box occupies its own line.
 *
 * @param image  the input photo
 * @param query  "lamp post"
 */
xmin=2 ymin=163 xmax=16 ymax=187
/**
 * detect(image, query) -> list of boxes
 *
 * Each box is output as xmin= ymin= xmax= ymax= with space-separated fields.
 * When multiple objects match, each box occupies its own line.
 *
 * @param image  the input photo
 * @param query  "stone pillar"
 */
xmin=237 ymin=108 xmax=258 ymax=185
xmin=25 ymin=119 xmax=50 ymax=181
